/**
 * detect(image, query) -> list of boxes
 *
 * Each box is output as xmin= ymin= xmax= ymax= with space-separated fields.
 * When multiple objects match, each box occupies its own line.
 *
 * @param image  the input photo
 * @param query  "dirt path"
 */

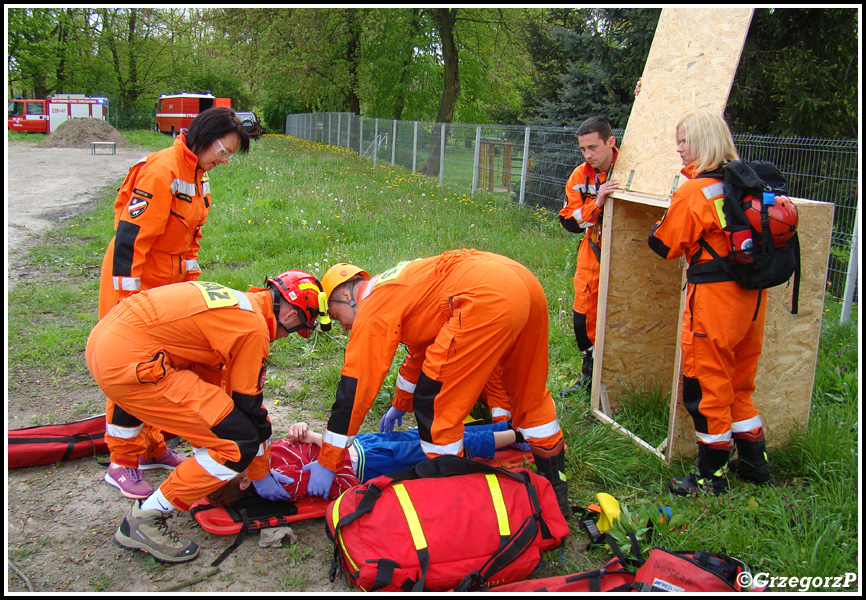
xmin=5 ymin=140 xmax=147 ymax=288
xmin=4 ymin=140 xmax=355 ymax=593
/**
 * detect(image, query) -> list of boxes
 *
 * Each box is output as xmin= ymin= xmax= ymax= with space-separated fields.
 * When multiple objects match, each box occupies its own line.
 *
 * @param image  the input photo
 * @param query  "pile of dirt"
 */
xmin=37 ymin=117 xmax=133 ymax=149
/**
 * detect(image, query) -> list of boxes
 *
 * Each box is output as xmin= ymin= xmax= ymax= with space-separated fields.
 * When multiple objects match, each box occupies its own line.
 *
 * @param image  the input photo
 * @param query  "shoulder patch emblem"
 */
xmin=128 ymin=197 xmax=149 ymax=218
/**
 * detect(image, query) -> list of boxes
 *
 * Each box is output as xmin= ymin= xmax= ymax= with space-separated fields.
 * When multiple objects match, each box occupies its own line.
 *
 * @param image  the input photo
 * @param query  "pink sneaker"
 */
xmin=105 ymin=465 xmax=153 ymax=499
xmin=139 ymin=449 xmax=186 ymax=471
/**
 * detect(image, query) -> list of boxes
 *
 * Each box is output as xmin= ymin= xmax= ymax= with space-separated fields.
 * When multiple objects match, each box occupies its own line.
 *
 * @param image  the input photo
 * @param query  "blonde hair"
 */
xmin=676 ymin=109 xmax=739 ymax=174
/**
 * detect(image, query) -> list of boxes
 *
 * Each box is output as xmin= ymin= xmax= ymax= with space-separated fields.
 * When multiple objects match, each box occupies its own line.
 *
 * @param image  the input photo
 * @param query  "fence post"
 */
xmin=841 ymin=199 xmax=860 ymax=324
xmin=439 ymin=123 xmax=446 ymax=187
xmin=359 ymin=117 xmax=364 ymax=158
xmin=413 ymin=121 xmax=418 ymax=173
xmin=392 ymin=120 xmax=397 ymax=166
xmin=472 ymin=125 xmax=482 ymax=194
xmin=519 ymin=126 xmax=531 ymax=205
xmin=347 ymin=113 xmax=352 ymax=150
xmin=373 ymin=118 xmax=379 ymax=165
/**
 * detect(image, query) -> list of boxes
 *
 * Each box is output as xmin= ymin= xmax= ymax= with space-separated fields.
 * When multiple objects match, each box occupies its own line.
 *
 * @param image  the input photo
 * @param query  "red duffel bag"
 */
xmin=326 ymin=455 xmax=569 ymax=592
xmin=7 ymin=414 xmax=108 ymax=468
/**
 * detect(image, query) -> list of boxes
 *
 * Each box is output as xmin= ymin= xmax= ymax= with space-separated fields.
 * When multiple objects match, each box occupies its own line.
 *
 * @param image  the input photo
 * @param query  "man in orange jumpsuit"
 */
xmin=303 ymin=250 xmax=569 ymax=518
xmin=97 ymin=107 xmax=250 ymax=499
xmin=648 ymin=109 xmax=770 ymax=496
xmin=559 ymin=116 xmax=620 ymax=395
xmin=86 ymin=270 xmax=327 ymax=563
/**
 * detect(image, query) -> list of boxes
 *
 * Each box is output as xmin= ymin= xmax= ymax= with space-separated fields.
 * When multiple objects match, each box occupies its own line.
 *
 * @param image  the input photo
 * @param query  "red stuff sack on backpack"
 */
xmin=489 ymin=555 xmax=637 ymax=592
xmin=7 ymin=414 xmax=108 ymax=468
xmin=326 ymin=455 xmax=569 ymax=592
xmin=631 ymin=547 xmax=767 ymax=592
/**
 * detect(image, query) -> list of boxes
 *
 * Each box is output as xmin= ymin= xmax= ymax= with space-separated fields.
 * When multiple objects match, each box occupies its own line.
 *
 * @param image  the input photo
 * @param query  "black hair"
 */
xmin=185 ymin=107 xmax=251 ymax=156
xmin=576 ymin=116 xmax=613 ymax=141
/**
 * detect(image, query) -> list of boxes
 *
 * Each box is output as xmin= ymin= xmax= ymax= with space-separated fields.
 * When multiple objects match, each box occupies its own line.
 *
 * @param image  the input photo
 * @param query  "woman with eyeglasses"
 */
xmin=96 ymin=106 xmax=250 ymax=500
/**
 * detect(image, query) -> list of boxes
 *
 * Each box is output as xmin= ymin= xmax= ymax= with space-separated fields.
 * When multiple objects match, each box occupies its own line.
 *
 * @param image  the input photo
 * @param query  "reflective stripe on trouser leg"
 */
xmin=416 ymin=259 xmax=531 ymax=459
xmin=681 ymin=281 xmax=766 ymax=445
xmin=105 ymin=399 xmax=167 ymax=468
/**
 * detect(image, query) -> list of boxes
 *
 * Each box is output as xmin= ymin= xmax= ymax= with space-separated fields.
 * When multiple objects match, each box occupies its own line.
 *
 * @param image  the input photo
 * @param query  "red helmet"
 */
xmin=744 ymin=194 xmax=798 ymax=247
xmin=266 ymin=270 xmax=329 ymax=338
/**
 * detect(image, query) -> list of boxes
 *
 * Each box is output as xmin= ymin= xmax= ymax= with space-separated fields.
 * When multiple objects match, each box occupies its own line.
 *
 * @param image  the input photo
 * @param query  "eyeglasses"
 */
xmin=213 ymin=138 xmax=235 ymax=161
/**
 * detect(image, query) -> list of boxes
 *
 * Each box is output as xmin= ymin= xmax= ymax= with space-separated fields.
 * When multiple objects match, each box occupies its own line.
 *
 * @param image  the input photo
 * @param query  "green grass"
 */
xmin=6 ymin=132 xmax=859 ymax=589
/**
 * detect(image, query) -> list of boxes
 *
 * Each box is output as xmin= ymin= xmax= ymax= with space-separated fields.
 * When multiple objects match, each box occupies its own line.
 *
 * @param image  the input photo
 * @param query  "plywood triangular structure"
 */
xmin=589 ymin=7 xmax=833 ymax=461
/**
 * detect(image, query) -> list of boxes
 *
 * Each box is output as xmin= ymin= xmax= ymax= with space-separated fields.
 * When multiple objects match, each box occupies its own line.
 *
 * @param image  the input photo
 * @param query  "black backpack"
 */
xmin=687 ymin=160 xmax=800 ymax=319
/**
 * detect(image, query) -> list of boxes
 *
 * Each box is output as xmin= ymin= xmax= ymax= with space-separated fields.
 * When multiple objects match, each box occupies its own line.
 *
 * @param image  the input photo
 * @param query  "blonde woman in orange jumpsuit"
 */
xmin=97 ymin=107 xmax=250 ymax=499
xmin=303 ymin=250 xmax=570 ymax=518
xmin=648 ymin=110 xmax=771 ymax=496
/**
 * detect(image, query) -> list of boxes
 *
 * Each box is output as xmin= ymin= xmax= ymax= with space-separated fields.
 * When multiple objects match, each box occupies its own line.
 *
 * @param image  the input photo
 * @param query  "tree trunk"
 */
xmin=422 ymin=8 xmax=460 ymax=177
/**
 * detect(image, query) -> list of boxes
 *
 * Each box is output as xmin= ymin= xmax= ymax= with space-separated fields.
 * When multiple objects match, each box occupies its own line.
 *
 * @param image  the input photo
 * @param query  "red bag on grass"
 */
xmin=326 ymin=455 xmax=569 ymax=592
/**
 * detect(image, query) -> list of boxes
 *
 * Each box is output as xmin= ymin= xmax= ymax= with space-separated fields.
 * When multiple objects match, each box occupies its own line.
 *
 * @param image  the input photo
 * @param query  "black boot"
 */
xmin=579 ymin=348 xmax=594 ymax=391
xmin=733 ymin=432 xmax=770 ymax=484
xmin=670 ymin=443 xmax=730 ymax=497
xmin=558 ymin=348 xmax=593 ymax=398
xmin=532 ymin=444 xmax=570 ymax=521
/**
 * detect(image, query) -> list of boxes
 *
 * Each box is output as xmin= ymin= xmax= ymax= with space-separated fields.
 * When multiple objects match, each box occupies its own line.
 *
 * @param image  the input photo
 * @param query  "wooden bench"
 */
xmin=91 ymin=141 xmax=116 ymax=155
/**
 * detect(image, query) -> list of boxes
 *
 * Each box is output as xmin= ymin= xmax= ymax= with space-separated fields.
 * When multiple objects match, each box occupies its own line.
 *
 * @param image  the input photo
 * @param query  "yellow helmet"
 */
xmin=321 ymin=263 xmax=370 ymax=298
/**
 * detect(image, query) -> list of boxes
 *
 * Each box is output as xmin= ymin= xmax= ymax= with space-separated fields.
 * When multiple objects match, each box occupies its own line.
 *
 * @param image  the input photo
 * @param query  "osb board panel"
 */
xmin=595 ymin=197 xmax=683 ymax=411
xmin=668 ymin=198 xmax=834 ymax=458
xmin=616 ymin=7 xmax=753 ymax=197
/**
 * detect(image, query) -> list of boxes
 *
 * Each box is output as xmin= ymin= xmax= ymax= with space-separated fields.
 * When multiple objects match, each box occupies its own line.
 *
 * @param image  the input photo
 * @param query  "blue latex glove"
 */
xmin=379 ymin=406 xmax=406 ymax=433
xmin=302 ymin=461 xmax=337 ymax=499
xmin=252 ymin=469 xmax=294 ymax=501
xmin=510 ymin=441 xmax=532 ymax=452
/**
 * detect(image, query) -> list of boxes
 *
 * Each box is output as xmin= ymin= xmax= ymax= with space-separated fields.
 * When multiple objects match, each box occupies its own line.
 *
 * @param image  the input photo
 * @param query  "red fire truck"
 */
xmin=8 ymin=94 xmax=108 ymax=133
xmin=155 ymin=92 xmax=232 ymax=135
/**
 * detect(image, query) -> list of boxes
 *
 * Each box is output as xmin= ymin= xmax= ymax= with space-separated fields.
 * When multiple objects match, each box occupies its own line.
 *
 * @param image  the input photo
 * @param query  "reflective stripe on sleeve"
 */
xmin=396 ymin=374 xmax=417 ymax=394
xmin=490 ymin=407 xmax=512 ymax=420
xmin=170 ymin=179 xmax=197 ymax=197
xmin=113 ymin=276 xmax=141 ymax=291
xmin=322 ymin=429 xmax=355 ymax=450
xmin=184 ymin=259 xmax=200 ymax=272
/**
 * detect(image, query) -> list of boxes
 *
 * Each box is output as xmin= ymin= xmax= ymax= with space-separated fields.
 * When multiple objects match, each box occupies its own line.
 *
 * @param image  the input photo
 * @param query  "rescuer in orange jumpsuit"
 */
xmin=85 ymin=270 xmax=328 ymax=563
xmin=648 ymin=109 xmax=771 ymax=496
xmin=97 ymin=107 xmax=250 ymax=500
xmin=559 ymin=116 xmax=620 ymax=396
xmin=303 ymin=250 xmax=569 ymax=518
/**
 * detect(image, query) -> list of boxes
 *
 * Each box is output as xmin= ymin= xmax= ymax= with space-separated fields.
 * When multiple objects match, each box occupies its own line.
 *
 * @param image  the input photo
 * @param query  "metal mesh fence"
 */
xmin=287 ymin=112 xmax=858 ymax=305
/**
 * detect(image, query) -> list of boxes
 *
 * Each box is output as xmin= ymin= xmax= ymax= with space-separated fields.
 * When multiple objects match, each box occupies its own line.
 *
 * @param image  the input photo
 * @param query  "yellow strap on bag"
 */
xmin=394 ymin=484 xmax=428 ymax=552
xmin=485 ymin=474 xmax=511 ymax=537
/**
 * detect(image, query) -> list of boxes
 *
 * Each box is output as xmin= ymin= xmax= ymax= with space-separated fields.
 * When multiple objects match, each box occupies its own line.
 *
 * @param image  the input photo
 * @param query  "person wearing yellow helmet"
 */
xmin=304 ymin=250 xmax=569 ymax=519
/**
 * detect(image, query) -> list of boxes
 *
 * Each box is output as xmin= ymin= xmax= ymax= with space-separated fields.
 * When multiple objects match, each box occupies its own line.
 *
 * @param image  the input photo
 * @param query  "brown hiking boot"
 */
xmin=114 ymin=500 xmax=199 ymax=564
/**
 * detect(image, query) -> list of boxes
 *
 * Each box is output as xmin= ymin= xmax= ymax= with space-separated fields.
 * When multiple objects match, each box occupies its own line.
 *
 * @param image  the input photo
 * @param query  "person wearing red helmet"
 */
xmin=648 ymin=109 xmax=772 ymax=497
xmin=97 ymin=108 xmax=251 ymax=500
xmin=85 ymin=269 xmax=324 ymax=564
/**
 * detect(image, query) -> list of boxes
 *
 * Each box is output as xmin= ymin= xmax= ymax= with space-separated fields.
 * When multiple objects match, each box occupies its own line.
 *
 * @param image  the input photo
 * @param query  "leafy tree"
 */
xmin=727 ymin=8 xmax=859 ymax=138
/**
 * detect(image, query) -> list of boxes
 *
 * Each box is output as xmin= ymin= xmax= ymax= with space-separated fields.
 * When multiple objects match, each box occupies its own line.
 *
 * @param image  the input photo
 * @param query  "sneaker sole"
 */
xmin=114 ymin=530 xmax=199 ymax=564
xmin=104 ymin=473 xmax=152 ymax=499
xmin=138 ymin=463 xmax=178 ymax=472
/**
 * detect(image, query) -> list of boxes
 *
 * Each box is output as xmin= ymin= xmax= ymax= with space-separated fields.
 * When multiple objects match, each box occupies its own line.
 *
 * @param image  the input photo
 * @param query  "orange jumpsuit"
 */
xmin=648 ymin=164 xmax=766 ymax=449
xmin=97 ymin=133 xmax=212 ymax=467
xmin=85 ymin=281 xmax=275 ymax=510
xmin=394 ymin=354 xmax=512 ymax=423
xmin=317 ymin=249 xmax=563 ymax=472
xmin=559 ymin=147 xmax=618 ymax=350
